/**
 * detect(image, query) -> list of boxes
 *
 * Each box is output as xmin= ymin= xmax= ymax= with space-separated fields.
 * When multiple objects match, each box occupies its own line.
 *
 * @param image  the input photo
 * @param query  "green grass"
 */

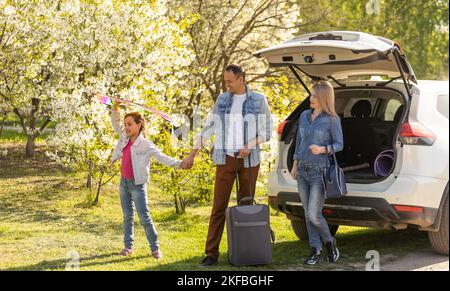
xmin=0 ymin=129 xmax=50 ymax=143
xmin=0 ymin=138 xmax=431 ymax=271
xmin=1 ymin=115 xmax=57 ymax=129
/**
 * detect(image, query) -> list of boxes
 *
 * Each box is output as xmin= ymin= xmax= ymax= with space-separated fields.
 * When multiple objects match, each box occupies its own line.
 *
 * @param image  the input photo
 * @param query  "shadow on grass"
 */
xmin=0 ymin=144 xmax=68 ymax=179
xmin=154 ymin=210 xmax=208 ymax=233
xmin=0 ymin=183 xmax=125 ymax=236
xmin=0 ymin=182 xmax=75 ymax=224
xmin=1 ymin=224 xmax=434 ymax=271
xmin=138 ymin=227 xmax=430 ymax=271
xmin=136 ymin=240 xmax=306 ymax=271
xmin=0 ymin=203 xmax=66 ymax=224
xmin=3 ymin=252 xmax=149 ymax=271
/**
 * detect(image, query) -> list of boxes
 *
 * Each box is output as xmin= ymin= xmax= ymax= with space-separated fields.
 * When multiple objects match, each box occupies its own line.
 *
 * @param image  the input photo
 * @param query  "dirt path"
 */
xmin=379 ymin=248 xmax=448 ymax=271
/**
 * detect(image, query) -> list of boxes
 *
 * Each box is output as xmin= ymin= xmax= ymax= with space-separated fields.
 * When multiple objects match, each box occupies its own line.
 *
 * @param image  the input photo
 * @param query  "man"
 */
xmin=182 ymin=64 xmax=273 ymax=266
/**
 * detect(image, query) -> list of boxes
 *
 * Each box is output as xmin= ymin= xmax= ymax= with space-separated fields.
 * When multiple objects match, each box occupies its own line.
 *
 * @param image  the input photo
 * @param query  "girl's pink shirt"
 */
xmin=121 ymin=139 xmax=134 ymax=179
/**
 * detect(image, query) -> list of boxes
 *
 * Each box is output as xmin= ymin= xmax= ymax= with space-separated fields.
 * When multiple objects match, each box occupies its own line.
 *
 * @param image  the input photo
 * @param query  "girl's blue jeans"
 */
xmin=120 ymin=177 xmax=159 ymax=252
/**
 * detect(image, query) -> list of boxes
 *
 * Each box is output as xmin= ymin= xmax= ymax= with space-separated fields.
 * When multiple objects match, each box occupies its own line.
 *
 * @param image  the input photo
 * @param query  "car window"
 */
xmin=437 ymin=94 xmax=449 ymax=119
xmin=384 ymin=99 xmax=402 ymax=121
xmin=342 ymin=98 xmax=377 ymax=118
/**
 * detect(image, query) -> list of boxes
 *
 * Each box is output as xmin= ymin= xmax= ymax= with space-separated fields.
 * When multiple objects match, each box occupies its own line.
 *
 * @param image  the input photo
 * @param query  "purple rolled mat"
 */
xmin=374 ymin=149 xmax=394 ymax=177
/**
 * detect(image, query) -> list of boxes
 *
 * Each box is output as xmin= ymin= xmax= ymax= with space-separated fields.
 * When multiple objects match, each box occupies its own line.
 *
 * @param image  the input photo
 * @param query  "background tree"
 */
xmin=0 ymin=102 xmax=9 ymax=138
xmin=0 ymin=1 xmax=64 ymax=157
xmin=303 ymin=0 xmax=449 ymax=79
xmin=44 ymin=0 xmax=194 ymax=205
xmin=167 ymin=0 xmax=336 ymax=111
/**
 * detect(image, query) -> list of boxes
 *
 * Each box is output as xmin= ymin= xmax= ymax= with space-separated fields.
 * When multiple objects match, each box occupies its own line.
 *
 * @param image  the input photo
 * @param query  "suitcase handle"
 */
xmin=233 ymin=152 xmax=255 ymax=205
xmin=238 ymin=196 xmax=256 ymax=205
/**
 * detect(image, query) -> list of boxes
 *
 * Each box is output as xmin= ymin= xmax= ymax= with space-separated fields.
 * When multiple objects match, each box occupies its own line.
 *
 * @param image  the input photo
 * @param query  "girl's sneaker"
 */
xmin=119 ymin=248 xmax=132 ymax=256
xmin=152 ymin=249 xmax=162 ymax=259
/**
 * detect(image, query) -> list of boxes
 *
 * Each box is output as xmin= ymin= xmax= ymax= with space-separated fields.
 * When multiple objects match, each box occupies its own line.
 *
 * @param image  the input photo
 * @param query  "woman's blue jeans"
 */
xmin=296 ymin=164 xmax=333 ymax=251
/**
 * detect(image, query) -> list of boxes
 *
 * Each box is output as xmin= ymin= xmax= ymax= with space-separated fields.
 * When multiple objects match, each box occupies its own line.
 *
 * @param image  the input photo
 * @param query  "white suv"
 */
xmin=254 ymin=31 xmax=449 ymax=255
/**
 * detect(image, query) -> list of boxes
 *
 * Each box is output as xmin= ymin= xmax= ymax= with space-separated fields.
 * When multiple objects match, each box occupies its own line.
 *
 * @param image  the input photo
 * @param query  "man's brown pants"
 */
xmin=205 ymin=155 xmax=260 ymax=259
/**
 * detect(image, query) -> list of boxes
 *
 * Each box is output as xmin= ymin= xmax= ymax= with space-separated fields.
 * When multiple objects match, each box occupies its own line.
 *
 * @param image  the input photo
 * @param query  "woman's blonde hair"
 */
xmin=311 ymin=81 xmax=338 ymax=117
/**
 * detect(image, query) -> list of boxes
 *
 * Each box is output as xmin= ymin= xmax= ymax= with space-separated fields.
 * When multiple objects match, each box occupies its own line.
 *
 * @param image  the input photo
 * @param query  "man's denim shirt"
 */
xmin=200 ymin=86 xmax=273 ymax=168
xmin=293 ymin=109 xmax=344 ymax=169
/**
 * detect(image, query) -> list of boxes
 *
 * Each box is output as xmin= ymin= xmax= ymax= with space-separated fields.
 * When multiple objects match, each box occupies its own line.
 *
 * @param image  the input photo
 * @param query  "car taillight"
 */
xmin=323 ymin=209 xmax=336 ymax=215
xmin=399 ymin=122 xmax=436 ymax=146
xmin=277 ymin=120 xmax=288 ymax=139
xmin=393 ymin=205 xmax=424 ymax=213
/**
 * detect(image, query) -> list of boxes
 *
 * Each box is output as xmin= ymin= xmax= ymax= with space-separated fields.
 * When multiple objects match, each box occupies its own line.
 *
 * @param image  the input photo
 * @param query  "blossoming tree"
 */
xmin=46 ymin=0 xmax=194 ymax=205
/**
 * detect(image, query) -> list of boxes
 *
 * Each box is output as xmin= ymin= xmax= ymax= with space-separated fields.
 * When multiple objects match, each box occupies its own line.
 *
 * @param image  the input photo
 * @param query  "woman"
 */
xmin=290 ymin=81 xmax=344 ymax=265
xmin=110 ymin=102 xmax=184 ymax=259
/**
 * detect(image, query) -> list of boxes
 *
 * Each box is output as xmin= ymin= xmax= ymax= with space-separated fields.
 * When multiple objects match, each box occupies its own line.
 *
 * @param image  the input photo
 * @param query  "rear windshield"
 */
xmin=384 ymin=99 xmax=403 ymax=121
xmin=335 ymin=89 xmax=404 ymax=121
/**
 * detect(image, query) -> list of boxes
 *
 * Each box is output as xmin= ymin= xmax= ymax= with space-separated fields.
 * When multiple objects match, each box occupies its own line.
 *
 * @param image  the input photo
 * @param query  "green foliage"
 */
xmin=262 ymin=74 xmax=309 ymax=120
xmin=150 ymin=129 xmax=215 ymax=214
xmin=300 ymin=0 xmax=449 ymax=79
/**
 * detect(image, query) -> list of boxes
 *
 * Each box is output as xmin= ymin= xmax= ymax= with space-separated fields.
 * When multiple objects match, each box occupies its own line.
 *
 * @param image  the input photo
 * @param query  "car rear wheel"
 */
xmin=428 ymin=194 xmax=449 ymax=255
xmin=290 ymin=219 xmax=339 ymax=242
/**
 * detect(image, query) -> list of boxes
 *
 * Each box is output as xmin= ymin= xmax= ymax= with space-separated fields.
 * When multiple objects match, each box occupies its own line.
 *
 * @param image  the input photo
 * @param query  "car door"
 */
xmin=254 ymin=31 xmax=417 ymax=99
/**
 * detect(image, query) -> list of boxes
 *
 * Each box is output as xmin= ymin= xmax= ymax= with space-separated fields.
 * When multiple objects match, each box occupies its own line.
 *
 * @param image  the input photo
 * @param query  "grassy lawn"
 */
xmin=0 ymin=136 xmax=431 ymax=271
xmin=0 ymin=129 xmax=50 ymax=144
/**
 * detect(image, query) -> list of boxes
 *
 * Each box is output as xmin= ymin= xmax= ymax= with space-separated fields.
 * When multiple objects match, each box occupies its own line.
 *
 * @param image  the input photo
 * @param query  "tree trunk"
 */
xmin=172 ymin=171 xmax=180 ymax=213
xmin=180 ymin=195 xmax=186 ymax=213
xmin=93 ymin=175 xmax=103 ymax=205
xmin=86 ymin=174 xmax=92 ymax=191
xmin=25 ymin=135 xmax=36 ymax=158
xmin=174 ymin=193 xmax=186 ymax=214
xmin=171 ymin=171 xmax=186 ymax=214
xmin=174 ymin=192 xmax=180 ymax=214
xmin=178 ymin=183 xmax=186 ymax=213
xmin=174 ymin=193 xmax=184 ymax=214
xmin=93 ymin=172 xmax=105 ymax=205
xmin=86 ymin=162 xmax=93 ymax=191
xmin=18 ymin=98 xmax=50 ymax=158
xmin=0 ymin=118 xmax=4 ymax=138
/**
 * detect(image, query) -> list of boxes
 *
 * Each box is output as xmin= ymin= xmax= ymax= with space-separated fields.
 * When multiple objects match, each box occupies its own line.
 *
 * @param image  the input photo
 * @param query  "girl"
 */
xmin=290 ymin=81 xmax=344 ymax=265
xmin=110 ymin=102 xmax=183 ymax=259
